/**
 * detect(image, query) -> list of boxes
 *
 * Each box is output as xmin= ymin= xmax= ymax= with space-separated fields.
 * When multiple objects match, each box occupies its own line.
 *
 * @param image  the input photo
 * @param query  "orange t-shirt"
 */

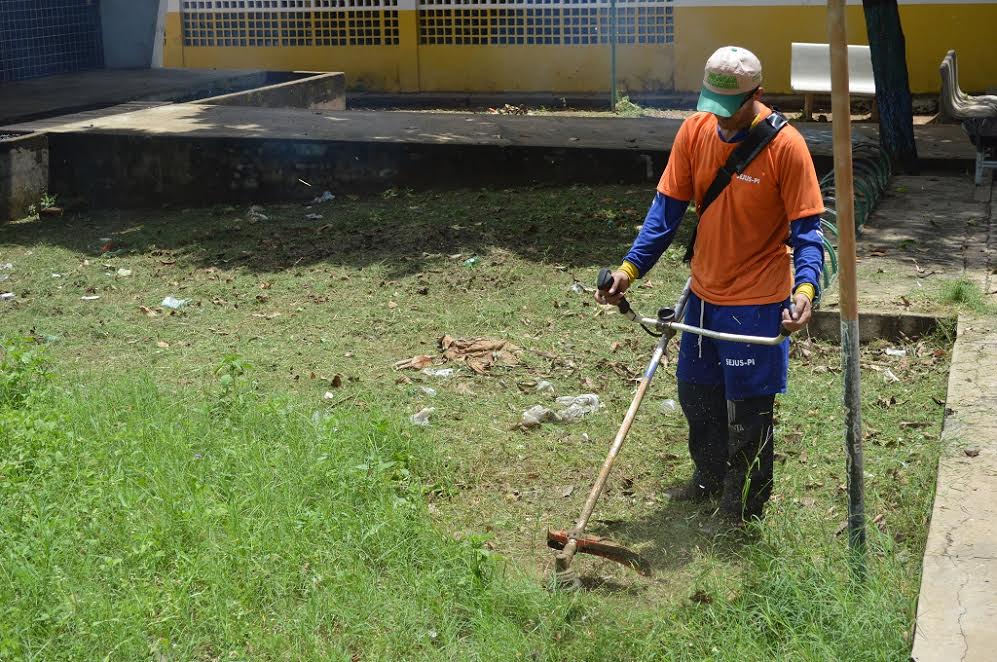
xmin=658 ymin=107 xmax=824 ymax=306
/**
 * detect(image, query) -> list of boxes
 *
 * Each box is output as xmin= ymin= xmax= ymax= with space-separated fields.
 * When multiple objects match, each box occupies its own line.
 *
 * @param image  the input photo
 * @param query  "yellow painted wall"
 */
xmin=900 ymin=3 xmax=997 ymax=94
xmin=172 ymin=45 xmax=415 ymax=92
xmin=162 ymin=3 xmax=996 ymax=95
xmin=675 ymin=3 xmax=997 ymax=95
xmin=417 ymin=45 xmax=672 ymax=93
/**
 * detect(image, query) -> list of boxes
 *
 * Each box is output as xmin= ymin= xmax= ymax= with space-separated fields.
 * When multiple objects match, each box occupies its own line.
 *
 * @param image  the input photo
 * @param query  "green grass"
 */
xmin=937 ymin=277 xmax=996 ymax=314
xmin=0 ymin=186 xmax=952 ymax=659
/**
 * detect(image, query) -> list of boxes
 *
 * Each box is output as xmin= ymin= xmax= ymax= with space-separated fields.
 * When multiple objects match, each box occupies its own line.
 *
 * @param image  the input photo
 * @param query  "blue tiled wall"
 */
xmin=0 ymin=0 xmax=104 ymax=82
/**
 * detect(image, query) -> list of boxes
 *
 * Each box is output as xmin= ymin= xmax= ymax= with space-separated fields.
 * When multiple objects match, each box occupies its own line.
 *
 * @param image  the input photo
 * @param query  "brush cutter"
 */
xmin=547 ymin=270 xmax=795 ymax=589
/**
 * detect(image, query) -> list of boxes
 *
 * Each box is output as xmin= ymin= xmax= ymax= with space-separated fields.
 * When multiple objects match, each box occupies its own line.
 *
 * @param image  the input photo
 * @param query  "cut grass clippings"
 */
xmin=0 ymin=186 xmax=952 ymax=659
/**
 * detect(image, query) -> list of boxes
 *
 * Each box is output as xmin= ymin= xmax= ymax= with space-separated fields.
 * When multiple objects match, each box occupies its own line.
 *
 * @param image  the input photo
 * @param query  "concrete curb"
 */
xmin=806 ymin=310 xmax=947 ymax=343
xmin=911 ymin=315 xmax=997 ymax=661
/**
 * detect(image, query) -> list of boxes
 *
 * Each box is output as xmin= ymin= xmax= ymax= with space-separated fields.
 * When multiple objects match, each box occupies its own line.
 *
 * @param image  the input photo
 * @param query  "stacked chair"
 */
xmin=940 ymin=50 xmax=997 ymax=185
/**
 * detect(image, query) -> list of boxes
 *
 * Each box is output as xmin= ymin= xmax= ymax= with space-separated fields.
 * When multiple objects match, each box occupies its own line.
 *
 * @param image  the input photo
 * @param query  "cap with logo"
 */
xmin=697 ymin=46 xmax=763 ymax=118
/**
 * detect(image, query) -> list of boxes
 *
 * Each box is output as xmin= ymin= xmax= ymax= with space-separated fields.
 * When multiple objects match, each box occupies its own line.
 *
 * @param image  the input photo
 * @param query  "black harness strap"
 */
xmin=683 ymin=112 xmax=789 ymax=264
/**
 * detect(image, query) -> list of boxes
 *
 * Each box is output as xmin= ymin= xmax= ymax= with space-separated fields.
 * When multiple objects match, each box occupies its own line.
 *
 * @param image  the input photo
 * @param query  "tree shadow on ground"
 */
xmin=2 ymin=185 xmax=693 ymax=279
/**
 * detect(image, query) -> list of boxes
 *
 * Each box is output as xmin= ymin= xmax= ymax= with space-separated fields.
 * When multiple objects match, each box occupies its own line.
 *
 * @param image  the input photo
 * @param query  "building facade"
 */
xmin=2 ymin=0 xmax=989 ymax=93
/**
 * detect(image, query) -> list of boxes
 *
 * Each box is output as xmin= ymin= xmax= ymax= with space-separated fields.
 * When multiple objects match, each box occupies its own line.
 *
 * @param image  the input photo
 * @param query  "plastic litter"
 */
xmin=0 ymin=263 xmax=12 ymax=271
xmin=247 ymin=205 xmax=269 ymax=222
xmin=521 ymin=394 xmax=603 ymax=428
xmin=0 ymin=275 xmax=8 ymax=282
xmin=420 ymin=386 xmax=438 ymax=397
xmin=569 ymin=282 xmax=587 ymax=294
xmin=885 ymin=347 xmax=906 ymax=357
xmin=410 ymin=407 xmax=435 ymax=426
xmin=116 ymin=268 xmax=132 ymax=277
xmin=312 ymin=191 xmax=335 ymax=204
xmin=659 ymin=399 xmax=678 ymax=414
xmin=81 ymin=295 xmax=101 ymax=301
xmin=883 ymin=368 xmax=901 ymax=383
xmin=305 ymin=213 xmax=323 ymax=220
xmin=421 ymin=367 xmax=455 ymax=379
xmin=0 ymin=292 xmax=15 ymax=302
xmin=521 ymin=405 xmax=557 ymax=428
xmin=462 ymin=257 xmax=479 ymax=268
xmin=161 ymin=296 xmax=189 ymax=310
xmin=555 ymin=394 xmax=603 ymax=423
xmin=535 ymin=380 xmax=555 ymax=393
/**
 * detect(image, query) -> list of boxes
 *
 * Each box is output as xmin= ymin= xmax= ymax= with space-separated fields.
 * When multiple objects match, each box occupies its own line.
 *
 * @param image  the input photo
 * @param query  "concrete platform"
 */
xmin=0 ymin=102 xmax=979 ymax=210
xmin=4 ymin=103 xmax=975 ymax=163
xmin=0 ymin=68 xmax=276 ymax=125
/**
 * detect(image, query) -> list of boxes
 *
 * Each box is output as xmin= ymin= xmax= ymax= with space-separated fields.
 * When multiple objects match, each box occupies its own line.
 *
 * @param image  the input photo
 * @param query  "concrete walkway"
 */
xmin=907 ymin=177 xmax=995 ymax=661
xmin=820 ymin=176 xmax=995 ymax=314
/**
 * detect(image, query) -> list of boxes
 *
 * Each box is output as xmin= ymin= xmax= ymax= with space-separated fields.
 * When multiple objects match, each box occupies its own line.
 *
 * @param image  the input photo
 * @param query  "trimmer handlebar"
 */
xmin=597 ymin=268 xmax=794 ymax=345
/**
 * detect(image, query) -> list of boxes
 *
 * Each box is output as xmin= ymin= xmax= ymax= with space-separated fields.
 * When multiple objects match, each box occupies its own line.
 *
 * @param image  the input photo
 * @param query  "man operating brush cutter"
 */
xmin=596 ymin=46 xmax=825 ymax=528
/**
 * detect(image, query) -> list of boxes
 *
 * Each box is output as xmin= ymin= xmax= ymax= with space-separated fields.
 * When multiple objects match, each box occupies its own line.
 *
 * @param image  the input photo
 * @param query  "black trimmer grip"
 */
xmin=597 ymin=268 xmax=614 ymax=292
xmin=780 ymin=301 xmax=799 ymax=337
xmin=597 ymin=268 xmax=631 ymax=315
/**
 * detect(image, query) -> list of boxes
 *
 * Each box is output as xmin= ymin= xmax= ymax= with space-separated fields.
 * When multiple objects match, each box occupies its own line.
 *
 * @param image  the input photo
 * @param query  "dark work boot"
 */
xmin=676 ymin=380 xmax=728 ymax=496
xmin=721 ymin=395 xmax=776 ymax=522
xmin=664 ymin=472 xmax=722 ymax=503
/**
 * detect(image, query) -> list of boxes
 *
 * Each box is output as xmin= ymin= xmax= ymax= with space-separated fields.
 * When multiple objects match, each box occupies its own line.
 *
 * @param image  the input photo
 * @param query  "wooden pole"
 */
xmin=827 ymin=0 xmax=867 ymax=578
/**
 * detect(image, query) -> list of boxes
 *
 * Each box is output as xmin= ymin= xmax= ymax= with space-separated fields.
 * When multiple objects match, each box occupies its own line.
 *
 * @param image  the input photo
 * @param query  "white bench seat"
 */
xmin=791 ymin=42 xmax=877 ymax=121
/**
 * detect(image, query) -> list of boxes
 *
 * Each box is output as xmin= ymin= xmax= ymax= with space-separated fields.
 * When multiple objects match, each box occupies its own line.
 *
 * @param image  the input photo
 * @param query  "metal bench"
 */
xmin=791 ymin=42 xmax=877 ymax=121
xmin=940 ymin=50 xmax=997 ymax=185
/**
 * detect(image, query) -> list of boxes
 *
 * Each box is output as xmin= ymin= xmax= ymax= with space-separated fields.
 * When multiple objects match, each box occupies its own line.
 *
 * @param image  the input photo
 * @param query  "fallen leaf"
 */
xmin=388 ymin=301 xmax=398 ymax=309
xmin=869 ymin=249 xmax=887 ymax=257
xmin=139 ymin=305 xmax=159 ymax=317
xmin=439 ymin=335 xmax=520 ymax=374
xmin=964 ymin=448 xmax=980 ymax=458
xmin=331 ymin=374 xmax=343 ymax=388
xmin=560 ymin=485 xmax=574 ymax=498
xmin=610 ymin=341 xmax=621 ymax=353
xmin=156 ymin=340 xmax=169 ymax=349
xmin=900 ymin=421 xmax=928 ymax=429
xmin=394 ymin=355 xmax=434 ymax=371
xmin=834 ymin=521 xmax=848 ymax=537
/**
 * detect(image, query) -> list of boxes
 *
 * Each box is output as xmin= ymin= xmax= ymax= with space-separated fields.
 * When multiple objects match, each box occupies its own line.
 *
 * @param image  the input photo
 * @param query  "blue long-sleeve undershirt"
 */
xmin=622 ymin=192 xmax=689 ymax=276
xmin=622 ymin=192 xmax=825 ymax=296
xmin=790 ymin=215 xmax=825 ymax=295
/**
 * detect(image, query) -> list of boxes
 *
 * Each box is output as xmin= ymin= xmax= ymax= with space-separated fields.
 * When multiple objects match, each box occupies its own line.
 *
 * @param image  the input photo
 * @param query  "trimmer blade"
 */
xmin=546 ymin=529 xmax=652 ymax=576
